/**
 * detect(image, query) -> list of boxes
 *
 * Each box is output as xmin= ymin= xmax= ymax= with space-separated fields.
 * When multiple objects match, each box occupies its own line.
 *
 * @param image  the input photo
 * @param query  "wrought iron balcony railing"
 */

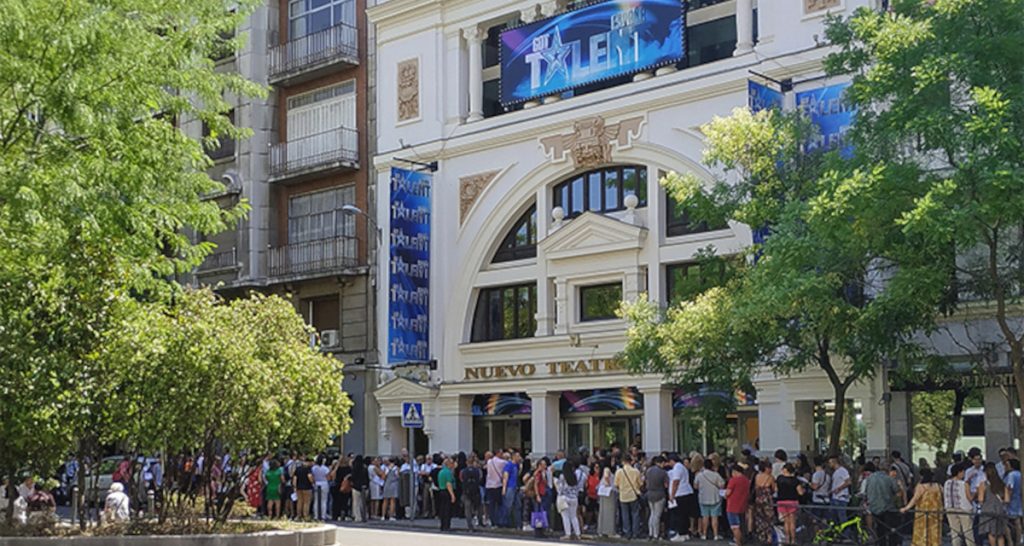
xmin=269 ymin=127 xmax=358 ymax=180
xmin=269 ymin=23 xmax=359 ymax=83
xmin=268 ymin=236 xmax=359 ymax=278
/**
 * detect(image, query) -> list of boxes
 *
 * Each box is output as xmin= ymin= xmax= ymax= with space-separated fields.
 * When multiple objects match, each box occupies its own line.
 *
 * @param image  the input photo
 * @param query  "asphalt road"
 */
xmin=333 ymin=526 xmax=626 ymax=545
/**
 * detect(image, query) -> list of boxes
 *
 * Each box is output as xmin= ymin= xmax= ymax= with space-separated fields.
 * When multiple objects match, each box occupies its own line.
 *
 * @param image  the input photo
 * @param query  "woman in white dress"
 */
xmin=368 ymin=456 xmax=385 ymax=519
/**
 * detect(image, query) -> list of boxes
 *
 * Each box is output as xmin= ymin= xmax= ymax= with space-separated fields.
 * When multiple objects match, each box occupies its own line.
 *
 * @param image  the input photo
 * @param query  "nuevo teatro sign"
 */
xmin=499 ymin=0 xmax=684 ymax=105
xmin=464 ymin=358 xmax=626 ymax=381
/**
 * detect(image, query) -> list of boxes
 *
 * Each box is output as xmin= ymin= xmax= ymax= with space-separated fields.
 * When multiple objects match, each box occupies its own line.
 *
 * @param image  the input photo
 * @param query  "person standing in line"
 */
xmin=1004 ymin=459 xmax=1022 ymax=545
xmin=863 ymin=462 xmax=901 ymax=546
xmin=310 ymin=455 xmax=330 ymax=521
xmin=645 ymin=455 xmax=669 ymax=540
xmin=483 ymin=450 xmax=507 ymax=527
xmin=978 ymin=463 xmax=1010 ymax=546
xmin=810 ymin=455 xmax=832 ymax=521
xmin=695 ymin=458 xmax=725 ymax=541
xmin=615 ymin=454 xmax=643 ymax=539
xmin=292 ymin=456 xmax=314 ymax=521
xmin=263 ymin=459 xmax=283 ymax=519
xmin=945 ymin=462 xmax=977 ymax=546
xmin=368 ymin=456 xmax=384 ymax=520
xmin=829 ymin=455 xmax=852 ymax=527
xmin=667 ymin=453 xmax=693 ymax=543
xmin=752 ymin=461 xmax=777 ymax=545
xmin=724 ymin=463 xmax=751 ymax=546
xmin=503 ymin=451 xmax=522 ymax=530
xmin=382 ymin=457 xmax=400 ymax=521
xmin=901 ymin=468 xmax=944 ymax=546
xmin=597 ymin=465 xmax=617 ymax=537
xmin=437 ymin=457 xmax=456 ymax=532
xmin=556 ymin=459 xmax=583 ymax=540
xmin=459 ymin=454 xmax=483 ymax=531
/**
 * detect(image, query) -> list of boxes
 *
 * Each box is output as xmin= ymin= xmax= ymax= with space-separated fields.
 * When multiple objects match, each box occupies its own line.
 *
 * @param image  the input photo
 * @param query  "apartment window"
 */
xmin=686 ymin=16 xmax=737 ymax=68
xmin=203 ymin=109 xmax=235 ymax=161
xmin=553 ymin=166 xmax=647 ymax=218
xmin=666 ymin=193 xmax=728 ymax=237
xmin=287 ymin=80 xmax=356 ymax=135
xmin=287 ymin=186 xmax=356 ymax=244
xmin=300 ymin=295 xmax=340 ymax=332
xmin=289 ymin=0 xmax=355 ymax=39
xmin=472 ymin=284 xmax=537 ymax=342
xmin=666 ymin=261 xmax=730 ymax=306
xmin=482 ymin=19 xmax=521 ymax=119
xmin=493 ymin=205 xmax=537 ymax=263
xmin=579 ymin=283 xmax=622 ymax=322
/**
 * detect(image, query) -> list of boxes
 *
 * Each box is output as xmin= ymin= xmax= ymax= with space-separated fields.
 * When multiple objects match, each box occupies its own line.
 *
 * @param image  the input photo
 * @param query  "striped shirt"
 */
xmin=944 ymin=479 xmax=971 ymax=512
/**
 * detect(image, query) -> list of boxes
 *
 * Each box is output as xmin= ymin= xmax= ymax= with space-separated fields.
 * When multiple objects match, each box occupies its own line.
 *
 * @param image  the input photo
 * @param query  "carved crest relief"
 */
xmin=397 ymin=59 xmax=419 ymax=122
xmin=804 ymin=0 xmax=841 ymax=14
xmin=459 ymin=170 xmax=500 ymax=225
xmin=540 ymin=115 xmax=645 ymax=169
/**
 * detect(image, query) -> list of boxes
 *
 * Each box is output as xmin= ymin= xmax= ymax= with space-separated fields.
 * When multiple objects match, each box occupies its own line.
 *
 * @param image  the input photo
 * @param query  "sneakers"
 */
xmin=670 ymin=534 xmax=690 ymax=542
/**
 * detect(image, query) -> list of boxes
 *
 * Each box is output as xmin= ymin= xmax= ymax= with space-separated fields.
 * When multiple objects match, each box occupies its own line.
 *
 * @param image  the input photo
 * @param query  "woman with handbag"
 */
xmin=556 ymin=460 xmax=584 ymax=540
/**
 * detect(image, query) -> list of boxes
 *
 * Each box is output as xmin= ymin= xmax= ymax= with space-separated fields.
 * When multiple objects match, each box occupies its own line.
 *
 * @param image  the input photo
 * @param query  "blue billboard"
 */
xmin=388 ymin=167 xmax=430 ymax=366
xmin=796 ymin=83 xmax=855 ymax=158
xmin=500 ymin=0 xmax=685 ymax=105
xmin=748 ymin=79 xmax=783 ymax=112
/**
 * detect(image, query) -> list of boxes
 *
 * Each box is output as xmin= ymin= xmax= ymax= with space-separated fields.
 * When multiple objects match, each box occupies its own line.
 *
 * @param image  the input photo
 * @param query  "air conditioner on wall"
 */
xmin=320 ymin=329 xmax=340 ymax=349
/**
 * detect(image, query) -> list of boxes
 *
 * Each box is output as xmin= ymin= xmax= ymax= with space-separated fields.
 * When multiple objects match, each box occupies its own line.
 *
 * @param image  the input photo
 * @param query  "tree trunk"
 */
xmin=829 ymin=381 xmax=849 ymax=457
xmin=1011 ymin=345 xmax=1024 ymax=454
xmin=946 ymin=388 xmax=968 ymax=458
xmin=4 ymin=469 xmax=16 ymax=525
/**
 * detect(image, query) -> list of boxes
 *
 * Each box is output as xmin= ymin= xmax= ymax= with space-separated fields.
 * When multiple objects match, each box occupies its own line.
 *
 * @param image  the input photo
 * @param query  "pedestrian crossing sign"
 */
xmin=402 ymin=401 xmax=424 ymax=428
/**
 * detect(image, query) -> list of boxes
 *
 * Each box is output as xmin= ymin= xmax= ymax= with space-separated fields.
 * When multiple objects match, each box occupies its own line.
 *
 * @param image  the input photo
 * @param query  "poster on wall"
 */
xmin=388 ymin=167 xmax=431 ymax=366
xmin=796 ymin=82 xmax=855 ymax=158
xmin=499 ymin=0 xmax=685 ymax=106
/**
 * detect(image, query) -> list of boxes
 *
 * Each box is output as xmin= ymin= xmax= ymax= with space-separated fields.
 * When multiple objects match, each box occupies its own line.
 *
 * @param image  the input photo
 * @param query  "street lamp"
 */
xmin=341 ymin=204 xmax=380 ymax=241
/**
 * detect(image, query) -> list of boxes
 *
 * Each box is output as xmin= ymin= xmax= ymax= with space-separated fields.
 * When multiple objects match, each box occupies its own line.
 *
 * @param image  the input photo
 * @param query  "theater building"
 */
xmin=365 ymin=0 xmax=957 ymax=459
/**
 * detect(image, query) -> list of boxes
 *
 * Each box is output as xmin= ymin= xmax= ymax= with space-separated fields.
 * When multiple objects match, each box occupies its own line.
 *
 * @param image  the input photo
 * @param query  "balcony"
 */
xmin=196 ymin=247 xmax=239 ymax=275
xmin=268 ymin=236 xmax=360 ymax=280
xmin=269 ymin=127 xmax=359 ymax=182
xmin=269 ymin=23 xmax=359 ymax=86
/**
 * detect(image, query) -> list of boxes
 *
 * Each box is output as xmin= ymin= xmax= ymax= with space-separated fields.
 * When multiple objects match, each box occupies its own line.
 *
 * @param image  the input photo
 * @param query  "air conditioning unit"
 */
xmin=320 ymin=329 xmax=340 ymax=350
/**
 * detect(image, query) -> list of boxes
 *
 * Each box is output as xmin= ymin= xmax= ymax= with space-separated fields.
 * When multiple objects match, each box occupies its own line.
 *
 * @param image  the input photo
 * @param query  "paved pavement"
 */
xmin=332 ymin=517 xmax=726 ymax=545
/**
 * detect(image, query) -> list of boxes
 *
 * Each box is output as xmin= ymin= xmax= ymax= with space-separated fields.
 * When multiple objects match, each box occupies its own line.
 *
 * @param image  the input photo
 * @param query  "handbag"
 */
xmin=556 ymin=495 xmax=568 ymax=512
xmin=531 ymin=509 xmax=549 ymax=529
xmin=340 ymin=475 xmax=352 ymax=494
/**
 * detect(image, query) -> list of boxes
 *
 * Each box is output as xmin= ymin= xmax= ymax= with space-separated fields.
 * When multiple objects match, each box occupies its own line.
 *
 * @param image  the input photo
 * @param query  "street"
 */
xmin=332 ymin=525 xmax=641 ymax=545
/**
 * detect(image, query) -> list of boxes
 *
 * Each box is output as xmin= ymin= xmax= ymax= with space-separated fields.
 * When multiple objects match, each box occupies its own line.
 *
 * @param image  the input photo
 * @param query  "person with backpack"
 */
xmin=460 ymin=454 xmax=484 ymax=530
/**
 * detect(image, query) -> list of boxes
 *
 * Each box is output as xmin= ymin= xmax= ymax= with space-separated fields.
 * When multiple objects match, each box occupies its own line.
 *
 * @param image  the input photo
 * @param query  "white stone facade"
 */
xmin=365 ymin=0 xmax=993 ymax=459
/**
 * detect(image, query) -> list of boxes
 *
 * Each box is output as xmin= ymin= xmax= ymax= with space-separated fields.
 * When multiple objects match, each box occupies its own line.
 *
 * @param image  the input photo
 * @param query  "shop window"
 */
xmin=300 ymin=295 xmax=339 ymax=332
xmin=553 ymin=166 xmax=647 ymax=218
xmin=471 ymin=283 xmax=537 ymax=342
xmin=666 ymin=261 xmax=729 ymax=306
xmin=579 ymin=282 xmax=622 ymax=322
xmin=493 ymin=205 xmax=537 ymax=263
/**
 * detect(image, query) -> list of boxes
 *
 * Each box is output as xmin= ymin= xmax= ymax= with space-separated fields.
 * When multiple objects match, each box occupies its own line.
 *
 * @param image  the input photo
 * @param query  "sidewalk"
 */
xmin=332 ymin=516 xmax=725 ymax=545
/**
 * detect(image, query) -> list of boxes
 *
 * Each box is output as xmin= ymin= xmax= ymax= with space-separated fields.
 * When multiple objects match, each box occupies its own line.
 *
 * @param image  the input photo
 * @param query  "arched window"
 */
xmin=492 ymin=205 xmax=536 ymax=263
xmin=552 ymin=165 xmax=647 ymax=218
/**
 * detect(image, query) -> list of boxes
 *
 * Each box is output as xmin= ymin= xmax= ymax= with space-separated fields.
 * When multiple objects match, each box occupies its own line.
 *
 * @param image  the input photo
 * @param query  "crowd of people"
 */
xmin=6 ymin=443 xmax=1024 ymax=545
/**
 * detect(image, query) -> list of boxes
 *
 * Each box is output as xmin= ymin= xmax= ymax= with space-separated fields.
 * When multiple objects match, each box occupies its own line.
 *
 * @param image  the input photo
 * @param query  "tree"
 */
xmin=825 ymin=0 xmax=1024 ymax=446
xmin=104 ymin=289 xmax=351 ymax=522
xmin=0 ymin=0 xmax=262 ymax=523
xmin=621 ymin=105 xmax=945 ymax=456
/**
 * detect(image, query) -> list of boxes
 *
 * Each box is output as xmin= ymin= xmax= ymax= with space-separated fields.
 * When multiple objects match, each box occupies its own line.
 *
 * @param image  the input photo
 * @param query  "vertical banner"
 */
xmin=747 ymin=79 xmax=784 ymax=112
xmin=796 ymin=82 xmax=855 ymax=158
xmin=388 ymin=167 xmax=431 ymax=366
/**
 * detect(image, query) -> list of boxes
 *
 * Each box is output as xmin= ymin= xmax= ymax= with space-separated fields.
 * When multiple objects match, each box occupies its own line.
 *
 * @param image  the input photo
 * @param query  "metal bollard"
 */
xmin=147 ymin=489 xmax=155 ymax=516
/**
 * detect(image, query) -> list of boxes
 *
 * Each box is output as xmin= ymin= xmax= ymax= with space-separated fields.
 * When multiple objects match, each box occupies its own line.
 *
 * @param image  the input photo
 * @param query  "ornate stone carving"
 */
xmin=540 ymin=115 xmax=645 ymax=169
xmin=397 ymin=58 xmax=419 ymax=122
xmin=804 ymin=0 xmax=841 ymax=14
xmin=459 ymin=170 xmax=500 ymax=225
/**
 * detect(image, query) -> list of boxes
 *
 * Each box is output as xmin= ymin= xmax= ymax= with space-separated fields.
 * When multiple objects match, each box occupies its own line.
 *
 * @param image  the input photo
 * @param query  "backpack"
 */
xmin=461 ymin=467 xmax=482 ymax=502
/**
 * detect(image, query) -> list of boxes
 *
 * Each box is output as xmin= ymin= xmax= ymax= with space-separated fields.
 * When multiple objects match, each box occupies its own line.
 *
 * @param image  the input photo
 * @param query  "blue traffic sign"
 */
xmin=402 ymin=402 xmax=424 ymax=428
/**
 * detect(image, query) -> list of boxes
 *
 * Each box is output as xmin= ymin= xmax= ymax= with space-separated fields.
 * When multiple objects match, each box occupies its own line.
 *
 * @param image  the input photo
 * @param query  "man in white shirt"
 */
xmin=829 ymin=456 xmax=852 ymax=526
xmin=964 ymin=451 xmax=985 ymax=495
xmin=667 ymin=454 xmax=693 ymax=542
xmin=811 ymin=456 xmax=832 ymax=508
xmin=484 ymin=450 xmax=507 ymax=527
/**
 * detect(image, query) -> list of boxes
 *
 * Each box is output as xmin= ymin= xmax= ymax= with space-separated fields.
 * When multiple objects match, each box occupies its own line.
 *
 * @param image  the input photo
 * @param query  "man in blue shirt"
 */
xmin=502 ymin=451 xmax=522 ymax=529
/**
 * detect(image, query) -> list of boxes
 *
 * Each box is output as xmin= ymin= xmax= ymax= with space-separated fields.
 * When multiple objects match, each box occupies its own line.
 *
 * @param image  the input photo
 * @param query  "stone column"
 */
xmin=984 ymin=387 xmax=1015 ymax=461
xmin=888 ymin=391 xmax=913 ymax=458
xmin=640 ymin=385 xmax=673 ymax=454
xmin=434 ymin=393 xmax=474 ymax=454
xmin=463 ymin=26 xmax=485 ymax=122
xmin=733 ymin=0 xmax=754 ymax=56
xmin=553 ymin=278 xmax=569 ymax=335
xmin=527 ymin=390 xmax=561 ymax=459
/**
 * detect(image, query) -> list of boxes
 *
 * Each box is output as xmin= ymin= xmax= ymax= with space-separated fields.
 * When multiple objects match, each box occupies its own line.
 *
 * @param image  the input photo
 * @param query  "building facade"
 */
xmin=367 ymin=0 xmax=898 ymax=459
xmin=187 ymin=0 xmax=380 ymax=455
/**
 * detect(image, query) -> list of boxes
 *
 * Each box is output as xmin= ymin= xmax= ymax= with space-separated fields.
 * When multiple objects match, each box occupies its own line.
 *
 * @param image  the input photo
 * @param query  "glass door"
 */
xmin=600 ymin=418 xmax=629 ymax=451
xmin=566 ymin=419 xmax=592 ymax=455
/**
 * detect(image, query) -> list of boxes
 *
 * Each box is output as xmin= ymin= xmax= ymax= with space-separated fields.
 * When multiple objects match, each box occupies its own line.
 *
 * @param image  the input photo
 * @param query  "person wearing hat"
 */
xmin=103 ymin=482 xmax=130 ymax=524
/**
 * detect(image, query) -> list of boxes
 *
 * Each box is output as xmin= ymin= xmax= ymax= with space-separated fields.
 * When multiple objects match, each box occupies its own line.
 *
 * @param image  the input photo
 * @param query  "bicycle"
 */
xmin=813 ymin=514 xmax=871 ymax=545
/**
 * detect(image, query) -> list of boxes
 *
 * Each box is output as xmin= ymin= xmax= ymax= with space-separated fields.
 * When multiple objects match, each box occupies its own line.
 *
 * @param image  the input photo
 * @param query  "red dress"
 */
xmin=245 ymin=466 xmax=263 ymax=508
